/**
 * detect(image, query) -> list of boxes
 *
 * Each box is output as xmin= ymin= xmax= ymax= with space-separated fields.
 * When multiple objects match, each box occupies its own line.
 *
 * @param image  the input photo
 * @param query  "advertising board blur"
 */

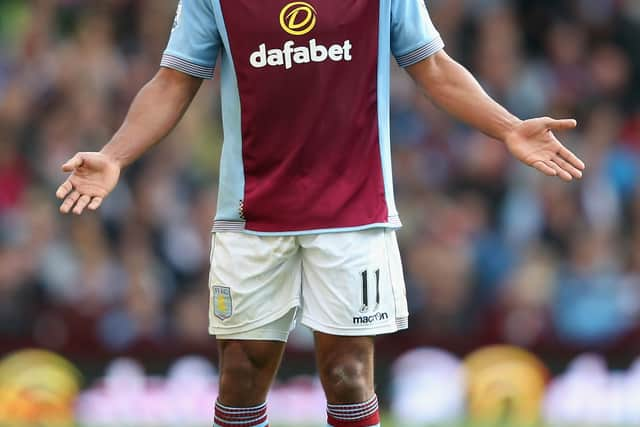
xmin=3 ymin=347 xmax=640 ymax=425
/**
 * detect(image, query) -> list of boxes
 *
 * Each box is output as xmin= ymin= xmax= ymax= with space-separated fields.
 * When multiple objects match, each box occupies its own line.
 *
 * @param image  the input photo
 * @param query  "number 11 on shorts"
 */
xmin=360 ymin=269 xmax=380 ymax=313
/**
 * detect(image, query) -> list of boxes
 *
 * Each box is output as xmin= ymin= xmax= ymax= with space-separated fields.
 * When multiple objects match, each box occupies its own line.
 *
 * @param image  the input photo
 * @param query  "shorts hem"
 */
xmin=209 ymin=299 xmax=300 ymax=336
xmin=215 ymin=329 xmax=290 ymax=342
xmin=300 ymin=316 xmax=409 ymax=337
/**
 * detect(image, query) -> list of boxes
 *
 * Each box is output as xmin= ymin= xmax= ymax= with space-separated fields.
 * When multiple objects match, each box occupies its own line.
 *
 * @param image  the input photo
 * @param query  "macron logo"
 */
xmin=250 ymin=39 xmax=353 ymax=70
xmin=353 ymin=312 xmax=389 ymax=325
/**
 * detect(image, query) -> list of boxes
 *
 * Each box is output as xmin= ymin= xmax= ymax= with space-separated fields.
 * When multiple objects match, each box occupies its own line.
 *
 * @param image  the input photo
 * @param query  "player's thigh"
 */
xmin=314 ymin=332 xmax=375 ymax=404
xmin=209 ymin=232 xmax=301 ymax=337
xmin=217 ymin=339 xmax=287 ymax=406
xmin=299 ymin=228 xmax=408 ymax=336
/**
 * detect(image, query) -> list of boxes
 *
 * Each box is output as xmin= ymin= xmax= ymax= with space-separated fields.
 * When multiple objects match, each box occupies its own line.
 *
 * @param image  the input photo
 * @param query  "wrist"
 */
xmin=99 ymin=145 xmax=126 ymax=169
xmin=499 ymin=117 xmax=524 ymax=143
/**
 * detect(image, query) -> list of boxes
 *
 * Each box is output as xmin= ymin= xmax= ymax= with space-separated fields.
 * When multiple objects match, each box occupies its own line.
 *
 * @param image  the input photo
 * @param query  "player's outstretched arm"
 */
xmin=57 ymin=68 xmax=203 ymax=214
xmin=406 ymin=50 xmax=585 ymax=181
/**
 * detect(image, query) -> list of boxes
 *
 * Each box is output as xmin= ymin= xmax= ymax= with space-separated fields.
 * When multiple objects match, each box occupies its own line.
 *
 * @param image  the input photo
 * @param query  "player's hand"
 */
xmin=56 ymin=152 xmax=121 ymax=214
xmin=504 ymin=117 xmax=585 ymax=181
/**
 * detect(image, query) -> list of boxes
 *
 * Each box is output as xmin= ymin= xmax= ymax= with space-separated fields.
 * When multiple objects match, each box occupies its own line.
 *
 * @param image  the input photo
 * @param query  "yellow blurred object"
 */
xmin=465 ymin=345 xmax=548 ymax=426
xmin=0 ymin=349 xmax=81 ymax=426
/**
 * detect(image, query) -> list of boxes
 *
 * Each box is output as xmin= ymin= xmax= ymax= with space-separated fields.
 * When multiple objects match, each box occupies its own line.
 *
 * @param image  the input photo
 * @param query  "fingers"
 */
xmin=532 ymin=159 xmax=573 ymax=181
xmin=544 ymin=118 xmax=578 ymax=131
xmin=532 ymin=161 xmax=557 ymax=177
xmin=559 ymin=146 xmax=586 ymax=170
xmin=548 ymin=159 xmax=573 ymax=182
xmin=72 ymin=195 xmax=92 ymax=215
xmin=60 ymin=192 xmax=104 ymax=215
xmin=60 ymin=191 xmax=81 ymax=214
xmin=534 ymin=155 xmax=584 ymax=181
xmin=62 ymin=154 xmax=84 ymax=172
xmin=88 ymin=197 xmax=104 ymax=211
xmin=56 ymin=179 xmax=73 ymax=199
xmin=60 ymin=191 xmax=104 ymax=215
xmin=553 ymin=155 xmax=583 ymax=179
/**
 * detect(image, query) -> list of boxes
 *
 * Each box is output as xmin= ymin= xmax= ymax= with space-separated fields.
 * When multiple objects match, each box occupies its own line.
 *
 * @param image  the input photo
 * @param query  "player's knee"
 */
xmin=220 ymin=354 xmax=260 ymax=392
xmin=321 ymin=354 xmax=372 ymax=402
xmin=218 ymin=342 xmax=277 ymax=405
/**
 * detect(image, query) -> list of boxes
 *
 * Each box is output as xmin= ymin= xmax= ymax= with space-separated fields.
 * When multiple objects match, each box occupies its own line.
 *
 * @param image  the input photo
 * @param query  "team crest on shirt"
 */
xmin=213 ymin=286 xmax=233 ymax=320
xmin=172 ymin=1 xmax=183 ymax=31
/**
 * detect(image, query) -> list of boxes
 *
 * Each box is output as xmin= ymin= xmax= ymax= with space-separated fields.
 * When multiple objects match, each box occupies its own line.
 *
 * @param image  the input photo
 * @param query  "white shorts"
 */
xmin=208 ymin=229 xmax=408 ymax=341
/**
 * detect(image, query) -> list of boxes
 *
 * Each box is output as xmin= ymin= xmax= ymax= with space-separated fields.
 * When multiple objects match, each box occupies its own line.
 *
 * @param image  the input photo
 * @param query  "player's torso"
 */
xmin=217 ymin=0 xmax=381 ymax=147
xmin=216 ymin=1 xmax=390 ymax=232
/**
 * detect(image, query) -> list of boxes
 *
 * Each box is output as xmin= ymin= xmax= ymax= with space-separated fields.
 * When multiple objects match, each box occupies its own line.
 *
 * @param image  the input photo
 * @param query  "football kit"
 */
xmin=162 ymin=0 xmax=444 ymax=338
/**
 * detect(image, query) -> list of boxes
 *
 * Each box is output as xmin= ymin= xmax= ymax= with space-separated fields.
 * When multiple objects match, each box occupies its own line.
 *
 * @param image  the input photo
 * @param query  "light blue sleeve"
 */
xmin=160 ymin=0 xmax=221 ymax=79
xmin=391 ymin=0 xmax=444 ymax=67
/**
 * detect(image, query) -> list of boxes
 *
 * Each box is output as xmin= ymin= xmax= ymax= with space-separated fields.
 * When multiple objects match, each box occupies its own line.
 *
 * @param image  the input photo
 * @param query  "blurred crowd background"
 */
xmin=2 ymin=0 xmax=640 ymax=370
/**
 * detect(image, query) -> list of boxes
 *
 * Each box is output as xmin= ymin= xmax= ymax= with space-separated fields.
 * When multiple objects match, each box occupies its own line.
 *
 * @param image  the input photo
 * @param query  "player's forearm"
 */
xmin=407 ymin=50 xmax=522 ymax=142
xmin=100 ymin=68 xmax=203 ymax=168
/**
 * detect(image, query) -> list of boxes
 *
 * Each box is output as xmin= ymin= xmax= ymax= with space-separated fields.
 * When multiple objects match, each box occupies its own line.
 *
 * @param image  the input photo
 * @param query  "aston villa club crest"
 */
xmin=213 ymin=286 xmax=233 ymax=320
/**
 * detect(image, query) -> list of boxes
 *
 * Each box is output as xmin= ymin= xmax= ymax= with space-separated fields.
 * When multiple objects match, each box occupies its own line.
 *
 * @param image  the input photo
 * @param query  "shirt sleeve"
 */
xmin=390 ymin=0 xmax=444 ymax=68
xmin=160 ymin=0 xmax=221 ymax=79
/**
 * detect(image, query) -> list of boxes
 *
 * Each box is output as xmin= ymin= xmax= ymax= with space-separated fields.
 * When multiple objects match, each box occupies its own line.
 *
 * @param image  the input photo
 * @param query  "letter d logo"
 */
xmin=280 ymin=2 xmax=317 ymax=36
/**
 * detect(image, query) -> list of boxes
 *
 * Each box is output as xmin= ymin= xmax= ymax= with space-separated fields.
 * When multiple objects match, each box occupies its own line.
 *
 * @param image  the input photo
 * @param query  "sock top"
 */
xmin=327 ymin=394 xmax=380 ymax=426
xmin=215 ymin=400 xmax=268 ymax=427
